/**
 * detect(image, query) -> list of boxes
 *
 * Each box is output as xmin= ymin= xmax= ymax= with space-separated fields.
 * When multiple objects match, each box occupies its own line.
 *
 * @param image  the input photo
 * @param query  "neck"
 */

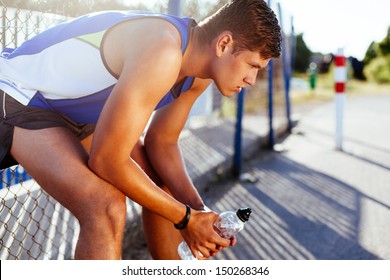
xmin=180 ymin=25 xmax=211 ymax=79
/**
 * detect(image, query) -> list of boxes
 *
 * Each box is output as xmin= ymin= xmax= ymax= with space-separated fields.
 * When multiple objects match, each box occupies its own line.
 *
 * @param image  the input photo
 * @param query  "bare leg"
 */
xmin=142 ymin=186 xmax=183 ymax=259
xmin=11 ymin=127 xmax=127 ymax=259
xmin=131 ymin=140 xmax=183 ymax=259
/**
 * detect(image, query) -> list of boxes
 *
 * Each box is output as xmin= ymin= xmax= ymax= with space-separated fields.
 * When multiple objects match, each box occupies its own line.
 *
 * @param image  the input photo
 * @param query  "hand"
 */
xmin=180 ymin=209 xmax=231 ymax=260
xmin=211 ymin=235 xmax=237 ymax=257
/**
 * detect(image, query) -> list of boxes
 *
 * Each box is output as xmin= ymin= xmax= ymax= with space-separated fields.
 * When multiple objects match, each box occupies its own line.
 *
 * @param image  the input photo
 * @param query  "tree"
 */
xmin=293 ymin=33 xmax=312 ymax=73
xmin=363 ymin=41 xmax=378 ymax=66
xmin=364 ymin=55 xmax=390 ymax=84
xmin=378 ymin=26 xmax=390 ymax=56
xmin=363 ymin=26 xmax=390 ymax=84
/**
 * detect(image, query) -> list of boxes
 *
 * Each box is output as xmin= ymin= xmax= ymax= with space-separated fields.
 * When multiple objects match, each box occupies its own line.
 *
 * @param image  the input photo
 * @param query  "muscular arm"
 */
xmin=144 ymin=78 xmax=211 ymax=211
xmin=89 ymin=26 xmax=187 ymax=225
xmin=143 ymin=79 xmax=236 ymax=257
xmin=89 ymin=20 xmax=230 ymax=258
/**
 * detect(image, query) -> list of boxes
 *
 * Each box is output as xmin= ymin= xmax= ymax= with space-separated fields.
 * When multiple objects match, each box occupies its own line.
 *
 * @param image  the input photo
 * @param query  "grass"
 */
xmin=219 ymin=73 xmax=390 ymax=118
xmin=290 ymin=73 xmax=390 ymax=105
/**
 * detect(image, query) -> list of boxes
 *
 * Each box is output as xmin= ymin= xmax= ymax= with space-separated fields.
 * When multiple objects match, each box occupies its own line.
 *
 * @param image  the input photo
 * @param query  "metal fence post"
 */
xmin=233 ymin=88 xmax=246 ymax=178
xmin=168 ymin=0 xmax=182 ymax=16
xmin=277 ymin=2 xmax=293 ymax=132
xmin=267 ymin=59 xmax=275 ymax=148
xmin=290 ymin=16 xmax=296 ymax=79
xmin=2 ymin=9 xmax=6 ymax=49
xmin=267 ymin=0 xmax=275 ymax=148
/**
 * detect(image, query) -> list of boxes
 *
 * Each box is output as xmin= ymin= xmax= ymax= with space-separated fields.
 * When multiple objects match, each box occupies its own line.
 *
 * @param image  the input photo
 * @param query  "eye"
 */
xmin=249 ymin=63 xmax=261 ymax=70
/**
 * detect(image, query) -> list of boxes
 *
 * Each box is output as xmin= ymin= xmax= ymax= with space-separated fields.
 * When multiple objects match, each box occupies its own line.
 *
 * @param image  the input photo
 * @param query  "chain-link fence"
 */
xmin=0 ymin=175 xmax=79 ymax=259
xmin=1 ymin=6 xmax=70 ymax=49
xmin=0 ymin=4 xmax=79 ymax=260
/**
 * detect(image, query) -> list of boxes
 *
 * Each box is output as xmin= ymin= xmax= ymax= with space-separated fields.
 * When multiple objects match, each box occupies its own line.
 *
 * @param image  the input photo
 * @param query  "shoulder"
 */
xmin=104 ymin=17 xmax=183 ymax=82
xmin=123 ymin=19 xmax=182 ymax=69
xmin=108 ymin=17 xmax=183 ymax=55
xmin=121 ymin=28 xmax=182 ymax=79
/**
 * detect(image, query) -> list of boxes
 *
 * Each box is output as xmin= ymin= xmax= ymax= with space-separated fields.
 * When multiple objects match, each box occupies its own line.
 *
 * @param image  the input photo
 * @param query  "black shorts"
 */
xmin=0 ymin=91 xmax=96 ymax=170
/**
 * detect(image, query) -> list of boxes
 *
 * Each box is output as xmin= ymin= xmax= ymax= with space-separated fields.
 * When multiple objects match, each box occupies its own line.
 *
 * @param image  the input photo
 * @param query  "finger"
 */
xmin=230 ymin=236 xmax=237 ymax=246
xmin=203 ymin=241 xmax=218 ymax=252
xmin=200 ymin=248 xmax=211 ymax=259
xmin=211 ymin=229 xmax=231 ymax=248
xmin=196 ymin=247 xmax=211 ymax=260
xmin=215 ymin=235 xmax=231 ymax=248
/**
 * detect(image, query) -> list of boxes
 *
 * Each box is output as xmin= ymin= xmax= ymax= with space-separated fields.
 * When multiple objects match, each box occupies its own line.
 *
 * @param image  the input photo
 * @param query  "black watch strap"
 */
xmin=174 ymin=204 xmax=191 ymax=230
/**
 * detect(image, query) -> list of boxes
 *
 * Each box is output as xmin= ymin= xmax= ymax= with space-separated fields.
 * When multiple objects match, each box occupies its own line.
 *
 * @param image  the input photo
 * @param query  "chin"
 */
xmin=214 ymin=82 xmax=235 ymax=97
xmin=223 ymin=91 xmax=236 ymax=97
xmin=216 ymin=87 xmax=231 ymax=97
xmin=220 ymin=89 xmax=236 ymax=97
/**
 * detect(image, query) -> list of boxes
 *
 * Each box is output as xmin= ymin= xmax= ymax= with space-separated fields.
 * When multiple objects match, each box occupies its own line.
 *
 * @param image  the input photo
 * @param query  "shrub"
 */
xmin=364 ymin=55 xmax=390 ymax=84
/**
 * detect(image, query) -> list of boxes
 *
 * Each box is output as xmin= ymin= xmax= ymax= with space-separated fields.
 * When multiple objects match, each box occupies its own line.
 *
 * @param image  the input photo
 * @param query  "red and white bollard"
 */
xmin=334 ymin=48 xmax=347 ymax=150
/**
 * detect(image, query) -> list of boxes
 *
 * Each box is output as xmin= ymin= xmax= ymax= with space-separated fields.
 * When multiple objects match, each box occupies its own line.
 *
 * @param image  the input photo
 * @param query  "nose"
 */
xmin=244 ymin=79 xmax=255 ymax=87
xmin=244 ymin=71 xmax=257 ymax=87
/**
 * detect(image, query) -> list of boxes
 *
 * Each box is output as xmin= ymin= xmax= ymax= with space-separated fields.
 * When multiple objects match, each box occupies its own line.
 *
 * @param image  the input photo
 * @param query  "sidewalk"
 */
xmin=122 ymin=105 xmax=291 ymax=260
xmin=123 ymin=92 xmax=390 ymax=260
xmin=207 ymin=93 xmax=390 ymax=260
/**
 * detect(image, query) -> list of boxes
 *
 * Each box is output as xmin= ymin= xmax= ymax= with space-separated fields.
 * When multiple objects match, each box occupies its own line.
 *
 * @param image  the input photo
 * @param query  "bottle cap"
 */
xmin=236 ymin=208 xmax=252 ymax=222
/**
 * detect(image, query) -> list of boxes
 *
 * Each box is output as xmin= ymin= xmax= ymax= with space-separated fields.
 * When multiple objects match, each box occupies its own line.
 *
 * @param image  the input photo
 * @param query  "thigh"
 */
xmin=10 ymin=126 xmax=124 ymax=217
xmin=80 ymin=133 xmax=93 ymax=153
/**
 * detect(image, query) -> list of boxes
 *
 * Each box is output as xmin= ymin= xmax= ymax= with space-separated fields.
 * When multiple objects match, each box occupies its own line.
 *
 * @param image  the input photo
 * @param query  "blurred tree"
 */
xmin=378 ymin=26 xmax=390 ymax=56
xmin=363 ymin=41 xmax=378 ymax=66
xmin=349 ymin=56 xmax=365 ymax=80
xmin=364 ymin=55 xmax=390 ymax=84
xmin=293 ymin=33 xmax=312 ymax=73
xmin=363 ymin=26 xmax=390 ymax=84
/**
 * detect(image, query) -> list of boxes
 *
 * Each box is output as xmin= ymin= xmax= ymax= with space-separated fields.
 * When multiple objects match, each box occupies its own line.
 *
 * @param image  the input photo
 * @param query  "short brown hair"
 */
xmin=198 ymin=0 xmax=282 ymax=59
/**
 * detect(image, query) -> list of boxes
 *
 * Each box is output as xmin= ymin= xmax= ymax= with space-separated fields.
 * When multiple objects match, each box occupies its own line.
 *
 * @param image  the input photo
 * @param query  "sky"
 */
xmin=277 ymin=0 xmax=390 ymax=60
xmin=126 ymin=0 xmax=390 ymax=60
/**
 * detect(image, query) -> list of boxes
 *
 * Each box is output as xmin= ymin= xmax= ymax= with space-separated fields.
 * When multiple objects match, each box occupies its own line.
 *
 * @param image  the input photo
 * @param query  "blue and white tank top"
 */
xmin=0 ymin=11 xmax=196 ymax=123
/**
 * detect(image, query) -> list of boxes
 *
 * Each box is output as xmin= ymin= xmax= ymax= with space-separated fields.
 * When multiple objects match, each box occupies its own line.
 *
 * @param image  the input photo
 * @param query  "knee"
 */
xmin=103 ymin=194 xmax=127 ymax=229
xmin=76 ymin=186 xmax=127 ymax=235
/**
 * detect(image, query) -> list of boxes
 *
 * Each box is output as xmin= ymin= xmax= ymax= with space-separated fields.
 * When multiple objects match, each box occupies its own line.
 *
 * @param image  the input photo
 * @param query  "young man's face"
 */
xmin=213 ymin=49 xmax=269 ymax=97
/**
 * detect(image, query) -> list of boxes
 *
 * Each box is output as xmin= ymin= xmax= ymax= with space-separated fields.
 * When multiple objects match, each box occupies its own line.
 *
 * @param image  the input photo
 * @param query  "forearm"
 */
xmin=89 ymin=155 xmax=187 ymax=225
xmin=141 ymin=78 xmax=212 ymax=211
xmin=144 ymin=139 xmax=205 ymax=211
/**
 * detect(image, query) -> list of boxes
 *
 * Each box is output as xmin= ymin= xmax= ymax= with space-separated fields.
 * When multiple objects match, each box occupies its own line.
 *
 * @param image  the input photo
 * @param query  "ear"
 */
xmin=215 ymin=31 xmax=234 ymax=57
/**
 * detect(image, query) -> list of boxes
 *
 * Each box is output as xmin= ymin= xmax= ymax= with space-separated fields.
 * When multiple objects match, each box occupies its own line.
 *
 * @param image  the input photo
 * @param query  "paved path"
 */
xmin=205 ymin=93 xmax=390 ymax=260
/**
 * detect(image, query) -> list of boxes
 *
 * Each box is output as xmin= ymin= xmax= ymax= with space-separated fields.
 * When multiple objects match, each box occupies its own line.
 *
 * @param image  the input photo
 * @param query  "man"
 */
xmin=0 ymin=0 xmax=281 ymax=259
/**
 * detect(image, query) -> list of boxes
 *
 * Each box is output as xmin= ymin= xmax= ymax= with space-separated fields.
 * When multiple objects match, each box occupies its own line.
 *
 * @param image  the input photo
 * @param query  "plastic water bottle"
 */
xmin=178 ymin=208 xmax=252 ymax=260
